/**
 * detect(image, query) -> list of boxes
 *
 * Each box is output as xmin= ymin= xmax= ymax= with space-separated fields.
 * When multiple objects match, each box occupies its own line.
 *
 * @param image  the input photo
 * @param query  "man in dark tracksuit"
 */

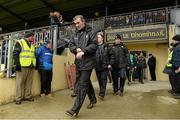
xmin=66 ymin=15 xmax=97 ymax=117
xmin=109 ymin=34 xmax=129 ymax=96
xmin=95 ymin=32 xmax=109 ymax=100
xmin=171 ymin=34 xmax=180 ymax=99
xmin=136 ymin=52 xmax=146 ymax=84
xmin=148 ymin=53 xmax=156 ymax=81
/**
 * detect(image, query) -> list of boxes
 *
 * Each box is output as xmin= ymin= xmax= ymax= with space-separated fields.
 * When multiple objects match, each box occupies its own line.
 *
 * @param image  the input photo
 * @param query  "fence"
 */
xmin=105 ymin=8 xmax=169 ymax=29
xmin=0 ymin=6 xmax=178 ymax=78
xmin=0 ymin=26 xmax=57 ymax=78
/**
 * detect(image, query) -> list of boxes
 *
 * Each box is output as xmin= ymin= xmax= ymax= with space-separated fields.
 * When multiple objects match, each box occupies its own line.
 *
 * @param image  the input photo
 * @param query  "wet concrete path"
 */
xmin=0 ymin=80 xmax=180 ymax=119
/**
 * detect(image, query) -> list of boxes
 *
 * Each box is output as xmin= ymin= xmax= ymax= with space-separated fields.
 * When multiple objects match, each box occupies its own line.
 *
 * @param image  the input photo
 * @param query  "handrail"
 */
xmin=0 ymin=25 xmax=55 ymax=38
xmin=0 ymin=5 xmax=180 ymax=78
xmin=1 ymin=6 xmax=179 ymax=37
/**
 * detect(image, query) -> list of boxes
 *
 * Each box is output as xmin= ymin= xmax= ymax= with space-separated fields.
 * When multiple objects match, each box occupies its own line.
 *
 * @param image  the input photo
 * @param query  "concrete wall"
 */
xmin=0 ymin=49 xmax=97 ymax=105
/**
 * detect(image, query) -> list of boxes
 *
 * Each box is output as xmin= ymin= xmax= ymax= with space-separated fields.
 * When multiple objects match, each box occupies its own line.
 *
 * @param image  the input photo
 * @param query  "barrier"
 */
xmin=0 ymin=6 xmax=178 ymax=78
xmin=0 ymin=26 xmax=57 ymax=78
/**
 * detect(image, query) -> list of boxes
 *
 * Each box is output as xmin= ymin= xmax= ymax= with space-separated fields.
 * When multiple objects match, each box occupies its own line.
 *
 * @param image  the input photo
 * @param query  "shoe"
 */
xmin=98 ymin=96 xmax=104 ymax=100
xmin=168 ymin=90 xmax=174 ymax=94
xmin=113 ymin=92 xmax=118 ymax=96
xmin=46 ymin=93 xmax=52 ymax=97
xmin=15 ymin=100 xmax=22 ymax=105
xmin=139 ymin=81 xmax=144 ymax=84
xmin=128 ymin=82 xmax=131 ymax=86
xmin=87 ymin=101 xmax=97 ymax=109
xmin=87 ymin=103 xmax=94 ymax=109
xmin=119 ymin=92 xmax=123 ymax=96
xmin=172 ymin=92 xmax=180 ymax=99
xmin=65 ymin=110 xmax=77 ymax=117
xmin=71 ymin=93 xmax=77 ymax=97
xmin=174 ymin=95 xmax=180 ymax=99
xmin=41 ymin=93 xmax=46 ymax=97
xmin=172 ymin=92 xmax=180 ymax=96
xmin=11 ymin=73 xmax=16 ymax=77
xmin=24 ymin=97 xmax=34 ymax=101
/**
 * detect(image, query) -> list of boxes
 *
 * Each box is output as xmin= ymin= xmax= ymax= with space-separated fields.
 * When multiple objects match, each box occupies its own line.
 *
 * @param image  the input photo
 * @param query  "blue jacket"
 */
xmin=36 ymin=44 xmax=53 ymax=70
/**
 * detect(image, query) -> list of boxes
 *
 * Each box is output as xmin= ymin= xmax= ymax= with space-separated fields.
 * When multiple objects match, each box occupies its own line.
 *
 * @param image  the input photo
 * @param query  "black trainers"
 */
xmin=139 ymin=80 xmax=144 ymax=84
xmin=98 ymin=96 xmax=104 ymax=100
xmin=168 ymin=90 xmax=175 ymax=94
xmin=174 ymin=95 xmax=180 ymax=99
xmin=65 ymin=110 xmax=77 ymax=117
xmin=119 ymin=92 xmax=124 ymax=97
xmin=71 ymin=93 xmax=77 ymax=97
xmin=15 ymin=100 xmax=22 ymax=105
xmin=87 ymin=103 xmax=94 ymax=109
xmin=113 ymin=92 xmax=118 ymax=96
xmin=87 ymin=100 xmax=97 ymax=109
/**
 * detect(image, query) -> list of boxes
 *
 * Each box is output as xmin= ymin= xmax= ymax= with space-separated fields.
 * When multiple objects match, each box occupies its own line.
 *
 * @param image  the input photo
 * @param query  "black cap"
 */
xmin=172 ymin=34 xmax=180 ymax=41
xmin=24 ymin=31 xmax=34 ymax=38
xmin=115 ymin=34 xmax=121 ymax=40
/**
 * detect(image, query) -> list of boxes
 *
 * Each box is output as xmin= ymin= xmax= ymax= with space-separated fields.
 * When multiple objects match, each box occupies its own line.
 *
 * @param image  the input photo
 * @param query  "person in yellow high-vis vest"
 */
xmin=166 ymin=43 xmax=175 ymax=94
xmin=13 ymin=31 xmax=36 ymax=105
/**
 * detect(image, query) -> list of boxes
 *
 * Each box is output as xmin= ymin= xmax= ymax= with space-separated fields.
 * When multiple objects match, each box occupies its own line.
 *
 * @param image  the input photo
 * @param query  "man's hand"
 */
xmin=76 ymin=48 xmax=82 ymax=53
xmin=76 ymin=51 xmax=84 ymax=59
xmin=175 ymin=67 xmax=180 ymax=73
xmin=108 ymin=65 xmax=112 ymax=70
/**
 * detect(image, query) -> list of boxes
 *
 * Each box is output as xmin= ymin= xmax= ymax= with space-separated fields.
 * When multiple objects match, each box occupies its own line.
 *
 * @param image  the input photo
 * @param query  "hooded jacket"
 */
xmin=36 ymin=44 xmax=53 ymax=70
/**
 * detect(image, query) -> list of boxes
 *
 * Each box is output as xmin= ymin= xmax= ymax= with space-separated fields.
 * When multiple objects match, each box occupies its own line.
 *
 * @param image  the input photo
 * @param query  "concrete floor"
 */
xmin=0 ymin=80 xmax=180 ymax=119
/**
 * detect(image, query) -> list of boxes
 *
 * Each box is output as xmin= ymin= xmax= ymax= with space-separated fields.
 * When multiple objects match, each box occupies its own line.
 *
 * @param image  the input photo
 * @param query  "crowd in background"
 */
xmin=105 ymin=9 xmax=167 ymax=28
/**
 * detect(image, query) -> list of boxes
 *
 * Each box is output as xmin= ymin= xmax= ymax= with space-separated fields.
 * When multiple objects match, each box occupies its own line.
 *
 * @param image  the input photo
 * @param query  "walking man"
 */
xmin=109 ymin=34 xmax=129 ymax=96
xmin=66 ymin=15 xmax=97 ymax=117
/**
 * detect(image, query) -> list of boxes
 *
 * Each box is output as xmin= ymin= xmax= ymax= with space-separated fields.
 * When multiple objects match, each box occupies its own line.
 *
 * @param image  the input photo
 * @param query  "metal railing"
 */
xmin=0 ymin=6 xmax=179 ymax=78
xmin=105 ymin=7 xmax=169 ymax=29
xmin=0 ymin=26 xmax=57 ymax=78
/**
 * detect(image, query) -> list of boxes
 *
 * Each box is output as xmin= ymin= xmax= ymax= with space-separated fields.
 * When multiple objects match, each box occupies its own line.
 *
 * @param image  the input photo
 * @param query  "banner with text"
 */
xmin=106 ymin=24 xmax=168 ymax=43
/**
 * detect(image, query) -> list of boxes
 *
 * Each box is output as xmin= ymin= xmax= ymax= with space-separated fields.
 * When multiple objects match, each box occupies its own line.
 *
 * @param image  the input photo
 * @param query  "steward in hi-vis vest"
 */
xmin=13 ymin=31 xmax=36 ymax=105
xmin=18 ymin=39 xmax=36 ymax=67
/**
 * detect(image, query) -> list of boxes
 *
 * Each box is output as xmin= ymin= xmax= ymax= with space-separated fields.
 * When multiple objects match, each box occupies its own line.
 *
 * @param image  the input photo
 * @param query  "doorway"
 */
xmin=130 ymin=50 xmax=148 ymax=80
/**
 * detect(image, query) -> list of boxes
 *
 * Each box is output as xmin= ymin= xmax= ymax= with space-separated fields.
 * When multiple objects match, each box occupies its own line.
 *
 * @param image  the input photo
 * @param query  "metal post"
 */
xmin=132 ymin=12 xmax=134 ymax=26
xmin=6 ymin=34 xmax=13 ymax=78
xmin=25 ymin=22 xmax=27 ymax=29
xmin=165 ymin=7 xmax=169 ymax=24
xmin=0 ymin=41 xmax=2 ymax=72
xmin=4 ymin=39 xmax=8 ymax=76
xmin=105 ymin=5 xmax=108 ymax=17
xmin=53 ymin=26 xmax=58 ymax=54
xmin=175 ymin=0 xmax=178 ymax=8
